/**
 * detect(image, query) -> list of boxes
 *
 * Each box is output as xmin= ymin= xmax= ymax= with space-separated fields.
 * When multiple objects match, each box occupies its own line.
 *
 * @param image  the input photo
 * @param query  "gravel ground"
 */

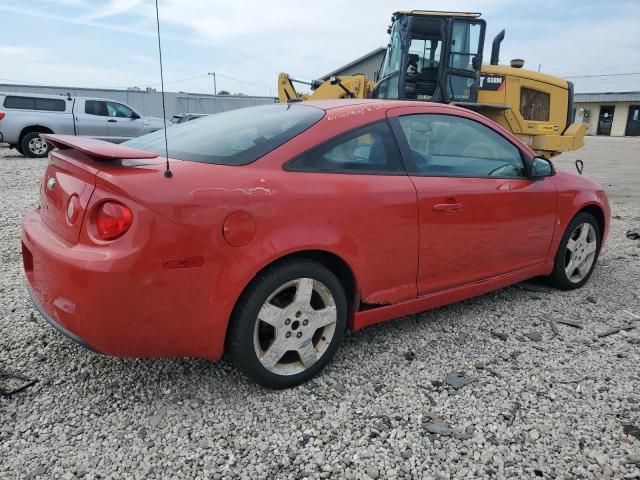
xmin=1 ymin=137 xmax=639 ymax=480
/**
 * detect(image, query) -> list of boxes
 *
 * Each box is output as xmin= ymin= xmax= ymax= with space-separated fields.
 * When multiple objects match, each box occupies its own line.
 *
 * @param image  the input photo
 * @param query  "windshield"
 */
xmin=125 ymin=104 xmax=324 ymax=165
xmin=376 ymin=16 xmax=410 ymax=99
xmin=379 ymin=18 xmax=406 ymax=81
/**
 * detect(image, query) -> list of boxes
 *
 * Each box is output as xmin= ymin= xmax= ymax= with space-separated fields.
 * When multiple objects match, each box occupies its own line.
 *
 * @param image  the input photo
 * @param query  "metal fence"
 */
xmin=0 ymin=84 xmax=277 ymax=118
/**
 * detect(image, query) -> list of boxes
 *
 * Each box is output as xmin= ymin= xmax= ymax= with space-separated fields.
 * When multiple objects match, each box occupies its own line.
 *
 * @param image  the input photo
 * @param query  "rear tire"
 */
xmin=546 ymin=212 xmax=601 ymax=290
xmin=21 ymin=132 xmax=51 ymax=158
xmin=227 ymin=260 xmax=347 ymax=389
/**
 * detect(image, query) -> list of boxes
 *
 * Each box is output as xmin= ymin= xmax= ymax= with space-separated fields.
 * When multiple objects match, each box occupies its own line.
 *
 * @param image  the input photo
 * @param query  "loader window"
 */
xmin=376 ymin=16 xmax=409 ymax=99
xmin=380 ymin=20 xmax=404 ymax=81
xmin=520 ymin=88 xmax=550 ymax=122
xmin=408 ymin=38 xmax=441 ymax=70
xmin=405 ymin=38 xmax=443 ymax=100
xmin=449 ymin=22 xmax=482 ymax=71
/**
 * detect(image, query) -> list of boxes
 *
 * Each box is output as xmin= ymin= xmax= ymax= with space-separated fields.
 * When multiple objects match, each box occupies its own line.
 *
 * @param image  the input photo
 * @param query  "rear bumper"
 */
xmin=28 ymin=286 xmax=98 ymax=353
xmin=22 ymin=208 xmax=228 ymax=360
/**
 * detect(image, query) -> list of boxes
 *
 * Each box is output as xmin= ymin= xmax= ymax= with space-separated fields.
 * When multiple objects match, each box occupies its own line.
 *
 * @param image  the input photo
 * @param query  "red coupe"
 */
xmin=22 ymin=100 xmax=610 ymax=388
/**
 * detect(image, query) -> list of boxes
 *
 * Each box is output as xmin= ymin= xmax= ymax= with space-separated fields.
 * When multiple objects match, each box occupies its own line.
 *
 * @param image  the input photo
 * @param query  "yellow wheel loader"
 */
xmin=278 ymin=10 xmax=586 ymax=158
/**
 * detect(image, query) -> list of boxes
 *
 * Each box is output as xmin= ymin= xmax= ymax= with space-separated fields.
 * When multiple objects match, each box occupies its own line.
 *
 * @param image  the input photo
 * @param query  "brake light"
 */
xmin=0 ymin=112 xmax=5 ymax=121
xmin=95 ymin=201 xmax=132 ymax=240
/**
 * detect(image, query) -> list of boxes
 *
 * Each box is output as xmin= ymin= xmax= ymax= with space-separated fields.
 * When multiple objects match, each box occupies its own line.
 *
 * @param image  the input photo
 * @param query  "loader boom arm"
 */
xmin=278 ymin=73 xmax=374 ymax=102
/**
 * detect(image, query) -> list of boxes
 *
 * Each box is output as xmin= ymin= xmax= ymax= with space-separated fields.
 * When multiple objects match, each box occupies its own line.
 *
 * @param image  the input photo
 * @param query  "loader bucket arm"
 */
xmin=278 ymin=73 xmax=374 ymax=103
xmin=278 ymin=73 xmax=309 ymax=102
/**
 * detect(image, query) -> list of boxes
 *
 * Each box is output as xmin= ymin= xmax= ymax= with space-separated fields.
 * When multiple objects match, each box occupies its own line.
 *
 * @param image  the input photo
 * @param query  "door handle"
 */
xmin=432 ymin=202 xmax=462 ymax=213
xmin=108 ymin=119 xmax=117 ymax=123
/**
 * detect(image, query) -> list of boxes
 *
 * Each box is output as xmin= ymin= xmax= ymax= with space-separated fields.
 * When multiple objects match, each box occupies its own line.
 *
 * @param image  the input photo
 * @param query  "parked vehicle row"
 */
xmin=22 ymin=100 xmax=610 ymax=388
xmin=0 ymin=92 xmax=165 ymax=157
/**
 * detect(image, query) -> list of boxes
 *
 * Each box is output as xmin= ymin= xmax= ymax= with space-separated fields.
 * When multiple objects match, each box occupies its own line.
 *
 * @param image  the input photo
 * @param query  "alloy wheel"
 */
xmin=564 ymin=222 xmax=597 ymax=283
xmin=253 ymin=278 xmax=337 ymax=376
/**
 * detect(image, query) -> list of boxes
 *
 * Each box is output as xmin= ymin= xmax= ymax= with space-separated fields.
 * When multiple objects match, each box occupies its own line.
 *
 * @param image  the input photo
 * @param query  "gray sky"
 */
xmin=0 ymin=0 xmax=639 ymax=95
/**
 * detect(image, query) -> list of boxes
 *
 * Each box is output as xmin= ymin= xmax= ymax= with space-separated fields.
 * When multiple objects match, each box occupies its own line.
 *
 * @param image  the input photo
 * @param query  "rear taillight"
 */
xmin=94 ymin=201 xmax=132 ymax=240
xmin=0 ymin=112 xmax=5 ymax=121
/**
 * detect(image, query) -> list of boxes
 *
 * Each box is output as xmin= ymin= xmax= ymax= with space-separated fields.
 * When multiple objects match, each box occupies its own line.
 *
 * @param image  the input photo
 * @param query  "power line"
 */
xmin=563 ymin=72 xmax=640 ymax=79
xmin=111 ymin=74 xmax=210 ymax=90
xmin=113 ymin=73 xmax=272 ymax=92
xmin=214 ymin=73 xmax=271 ymax=90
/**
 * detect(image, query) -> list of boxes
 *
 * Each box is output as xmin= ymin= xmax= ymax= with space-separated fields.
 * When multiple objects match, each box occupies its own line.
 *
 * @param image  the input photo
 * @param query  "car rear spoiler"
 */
xmin=41 ymin=134 xmax=159 ymax=160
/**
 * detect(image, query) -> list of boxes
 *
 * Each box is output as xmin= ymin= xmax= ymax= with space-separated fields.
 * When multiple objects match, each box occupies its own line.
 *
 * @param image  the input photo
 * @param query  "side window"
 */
xmin=85 ymin=100 xmax=108 ymax=116
xmin=397 ymin=114 xmax=526 ymax=177
xmin=448 ymin=22 xmax=482 ymax=71
xmin=520 ymin=88 xmax=550 ymax=121
xmin=3 ymin=96 xmax=66 ymax=111
xmin=107 ymin=102 xmax=136 ymax=119
xmin=4 ymin=96 xmax=36 ymax=110
xmin=35 ymin=98 xmax=66 ymax=112
xmin=287 ymin=122 xmax=403 ymax=173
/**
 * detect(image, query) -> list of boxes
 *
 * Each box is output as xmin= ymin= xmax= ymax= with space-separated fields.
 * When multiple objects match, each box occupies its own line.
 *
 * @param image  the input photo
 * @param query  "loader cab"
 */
xmin=373 ymin=11 xmax=486 ymax=104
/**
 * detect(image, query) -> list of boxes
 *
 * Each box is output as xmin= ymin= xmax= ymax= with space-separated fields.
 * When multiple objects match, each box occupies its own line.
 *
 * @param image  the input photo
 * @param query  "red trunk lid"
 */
xmin=40 ymin=151 xmax=99 ymax=244
xmin=38 ymin=134 xmax=159 ymax=244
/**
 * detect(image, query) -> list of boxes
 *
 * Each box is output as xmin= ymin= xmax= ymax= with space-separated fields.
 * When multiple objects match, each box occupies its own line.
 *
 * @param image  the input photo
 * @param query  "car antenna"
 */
xmin=154 ymin=0 xmax=172 ymax=178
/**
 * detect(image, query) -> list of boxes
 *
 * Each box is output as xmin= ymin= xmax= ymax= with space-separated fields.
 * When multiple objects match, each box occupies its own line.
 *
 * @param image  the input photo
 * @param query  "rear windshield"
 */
xmin=125 ymin=104 xmax=325 ymax=165
xmin=3 ymin=95 xmax=67 ymax=112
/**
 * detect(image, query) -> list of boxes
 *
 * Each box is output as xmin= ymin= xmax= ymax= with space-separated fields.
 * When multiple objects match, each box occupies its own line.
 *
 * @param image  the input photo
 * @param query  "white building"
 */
xmin=574 ymin=92 xmax=640 ymax=137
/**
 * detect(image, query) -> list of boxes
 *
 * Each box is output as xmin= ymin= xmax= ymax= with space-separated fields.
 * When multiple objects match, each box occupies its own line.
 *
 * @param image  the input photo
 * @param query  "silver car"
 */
xmin=0 ymin=92 xmax=165 ymax=157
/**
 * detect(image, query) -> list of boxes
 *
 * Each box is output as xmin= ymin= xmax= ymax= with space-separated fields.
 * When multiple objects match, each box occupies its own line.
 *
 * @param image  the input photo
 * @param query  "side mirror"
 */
xmin=531 ymin=156 xmax=554 ymax=178
xmin=471 ymin=56 xmax=481 ymax=71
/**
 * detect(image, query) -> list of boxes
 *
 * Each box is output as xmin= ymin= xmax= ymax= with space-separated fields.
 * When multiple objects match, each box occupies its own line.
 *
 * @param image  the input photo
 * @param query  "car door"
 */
xmin=74 ymin=99 xmax=109 ymax=141
xmin=388 ymin=106 xmax=556 ymax=295
xmin=105 ymin=101 xmax=145 ymax=143
xmin=285 ymin=120 xmax=419 ymax=305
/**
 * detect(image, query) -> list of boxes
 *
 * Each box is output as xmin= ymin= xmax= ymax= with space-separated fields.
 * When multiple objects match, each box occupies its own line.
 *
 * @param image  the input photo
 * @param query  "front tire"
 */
xmin=547 ymin=212 xmax=601 ymax=290
xmin=21 ymin=132 xmax=51 ymax=158
xmin=227 ymin=260 xmax=347 ymax=389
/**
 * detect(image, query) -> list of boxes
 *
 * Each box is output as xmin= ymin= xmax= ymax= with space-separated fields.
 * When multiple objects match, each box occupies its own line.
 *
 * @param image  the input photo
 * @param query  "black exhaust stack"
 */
xmin=490 ymin=29 xmax=505 ymax=65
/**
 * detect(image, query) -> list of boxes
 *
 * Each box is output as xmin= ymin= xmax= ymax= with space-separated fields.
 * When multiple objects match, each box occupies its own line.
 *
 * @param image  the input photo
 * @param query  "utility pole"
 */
xmin=207 ymin=72 xmax=217 ymax=95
